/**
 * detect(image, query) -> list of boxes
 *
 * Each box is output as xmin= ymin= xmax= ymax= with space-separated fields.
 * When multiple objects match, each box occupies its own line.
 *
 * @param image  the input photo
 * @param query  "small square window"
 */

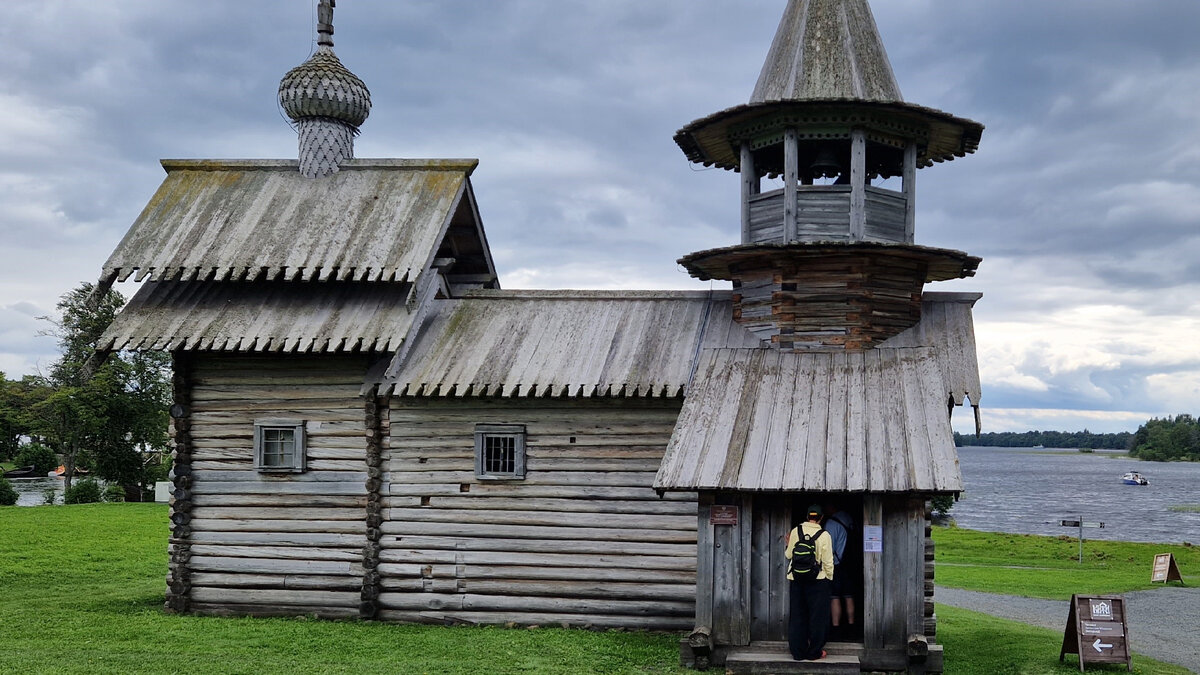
xmin=474 ymin=424 xmax=526 ymax=480
xmin=254 ymin=419 xmax=306 ymax=473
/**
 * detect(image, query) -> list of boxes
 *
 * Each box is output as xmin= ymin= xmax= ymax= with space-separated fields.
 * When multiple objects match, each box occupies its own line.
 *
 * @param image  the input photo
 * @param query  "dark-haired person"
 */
xmin=824 ymin=502 xmax=856 ymax=640
xmin=784 ymin=503 xmax=834 ymax=661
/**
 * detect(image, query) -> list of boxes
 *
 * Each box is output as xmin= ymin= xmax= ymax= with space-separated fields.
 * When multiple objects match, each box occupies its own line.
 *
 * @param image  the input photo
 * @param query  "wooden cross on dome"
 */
xmin=317 ymin=0 xmax=335 ymax=49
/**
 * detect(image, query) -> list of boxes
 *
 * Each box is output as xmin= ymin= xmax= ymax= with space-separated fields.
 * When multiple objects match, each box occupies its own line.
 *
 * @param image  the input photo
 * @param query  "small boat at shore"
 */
xmin=3 ymin=465 xmax=40 ymax=478
xmin=53 ymin=465 xmax=89 ymax=477
xmin=1121 ymin=471 xmax=1148 ymax=486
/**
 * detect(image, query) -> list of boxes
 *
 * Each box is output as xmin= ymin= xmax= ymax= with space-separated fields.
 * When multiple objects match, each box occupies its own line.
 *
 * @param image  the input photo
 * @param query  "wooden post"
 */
xmin=903 ymin=141 xmax=917 ymax=243
xmin=741 ymin=143 xmax=758 ymax=244
xmin=784 ymin=128 xmax=799 ymax=242
xmin=695 ymin=492 xmax=716 ymax=632
xmin=862 ymin=495 xmax=884 ymax=650
xmin=849 ymin=129 xmax=867 ymax=241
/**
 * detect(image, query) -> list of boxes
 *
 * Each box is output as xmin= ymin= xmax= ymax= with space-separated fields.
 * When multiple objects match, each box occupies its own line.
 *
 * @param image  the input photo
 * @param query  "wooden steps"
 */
xmin=724 ymin=641 xmax=861 ymax=674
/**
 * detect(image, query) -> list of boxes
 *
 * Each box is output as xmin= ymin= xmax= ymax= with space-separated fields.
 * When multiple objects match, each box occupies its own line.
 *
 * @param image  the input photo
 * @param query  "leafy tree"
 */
xmin=930 ymin=494 xmax=955 ymax=517
xmin=13 ymin=443 xmax=58 ymax=476
xmin=1129 ymin=415 xmax=1200 ymax=462
xmin=0 ymin=477 xmax=17 ymax=506
xmin=102 ymin=483 xmax=126 ymax=502
xmin=0 ymin=374 xmax=49 ymax=460
xmin=953 ymin=429 xmax=1133 ymax=450
xmin=28 ymin=283 xmax=171 ymax=493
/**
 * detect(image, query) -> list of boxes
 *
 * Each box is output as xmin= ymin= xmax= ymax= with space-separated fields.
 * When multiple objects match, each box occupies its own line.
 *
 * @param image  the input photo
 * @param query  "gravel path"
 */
xmin=936 ymin=586 xmax=1200 ymax=673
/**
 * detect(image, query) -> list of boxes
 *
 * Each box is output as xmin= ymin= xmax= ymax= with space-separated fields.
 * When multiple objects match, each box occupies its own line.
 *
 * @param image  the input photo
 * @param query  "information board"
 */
xmin=1151 ymin=553 xmax=1183 ymax=584
xmin=709 ymin=505 xmax=738 ymax=526
xmin=862 ymin=525 xmax=882 ymax=553
xmin=1060 ymin=595 xmax=1132 ymax=672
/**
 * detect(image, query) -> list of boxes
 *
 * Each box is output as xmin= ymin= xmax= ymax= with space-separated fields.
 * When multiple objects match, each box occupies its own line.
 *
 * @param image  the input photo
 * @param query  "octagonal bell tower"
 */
xmin=676 ymin=0 xmax=983 ymax=350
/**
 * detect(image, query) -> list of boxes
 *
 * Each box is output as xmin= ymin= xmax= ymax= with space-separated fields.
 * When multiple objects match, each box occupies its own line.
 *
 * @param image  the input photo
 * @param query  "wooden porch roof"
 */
xmin=653 ymin=346 xmax=965 ymax=493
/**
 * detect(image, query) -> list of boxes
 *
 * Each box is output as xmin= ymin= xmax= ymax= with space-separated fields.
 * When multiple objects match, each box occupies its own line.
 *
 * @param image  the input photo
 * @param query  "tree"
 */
xmin=29 ymin=283 xmax=171 ymax=493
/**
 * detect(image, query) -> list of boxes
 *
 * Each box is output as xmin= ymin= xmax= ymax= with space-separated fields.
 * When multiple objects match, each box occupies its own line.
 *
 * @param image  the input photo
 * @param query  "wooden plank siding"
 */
xmin=380 ymin=397 xmax=698 ymax=629
xmin=181 ymin=354 xmax=372 ymax=618
xmin=746 ymin=186 xmax=907 ymax=245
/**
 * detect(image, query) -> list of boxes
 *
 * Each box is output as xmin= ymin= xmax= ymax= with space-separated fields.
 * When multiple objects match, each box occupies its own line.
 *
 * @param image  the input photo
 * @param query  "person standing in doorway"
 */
xmin=823 ymin=503 xmax=856 ymax=640
xmin=785 ymin=504 xmax=834 ymax=661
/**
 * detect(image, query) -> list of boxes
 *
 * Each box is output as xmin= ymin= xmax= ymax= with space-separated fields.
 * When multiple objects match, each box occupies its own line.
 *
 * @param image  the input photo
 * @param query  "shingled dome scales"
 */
xmin=278 ymin=0 xmax=372 ymax=178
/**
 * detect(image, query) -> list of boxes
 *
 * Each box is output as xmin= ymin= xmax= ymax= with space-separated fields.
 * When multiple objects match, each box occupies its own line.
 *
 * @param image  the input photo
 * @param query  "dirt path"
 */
xmin=936 ymin=586 xmax=1200 ymax=673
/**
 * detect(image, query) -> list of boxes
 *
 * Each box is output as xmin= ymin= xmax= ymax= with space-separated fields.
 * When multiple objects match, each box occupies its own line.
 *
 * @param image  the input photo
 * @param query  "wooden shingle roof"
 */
xmin=102 ymin=159 xmax=481 ymax=283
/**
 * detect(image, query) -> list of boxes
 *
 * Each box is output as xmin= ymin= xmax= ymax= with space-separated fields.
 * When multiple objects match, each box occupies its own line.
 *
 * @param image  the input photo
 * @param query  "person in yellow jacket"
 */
xmin=784 ymin=504 xmax=835 ymax=661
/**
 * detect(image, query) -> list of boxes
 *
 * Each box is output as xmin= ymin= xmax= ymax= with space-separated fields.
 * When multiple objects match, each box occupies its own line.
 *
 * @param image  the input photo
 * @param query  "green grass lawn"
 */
xmin=0 ymin=505 xmax=1190 ymax=674
xmin=933 ymin=526 xmax=1200 ymax=599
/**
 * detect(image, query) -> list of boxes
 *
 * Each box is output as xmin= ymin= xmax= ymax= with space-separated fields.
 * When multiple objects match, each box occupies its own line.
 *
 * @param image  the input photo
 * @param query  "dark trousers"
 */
xmin=788 ymin=577 xmax=832 ymax=660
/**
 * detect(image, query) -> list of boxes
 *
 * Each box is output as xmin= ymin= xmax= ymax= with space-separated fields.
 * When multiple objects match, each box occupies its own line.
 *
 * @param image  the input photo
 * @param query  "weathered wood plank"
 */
xmin=189 ymin=572 xmax=361 ymax=591
xmin=384 ymin=507 xmax=693 ymax=531
xmin=189 ymin=545 xmax=361 ymax=562
xmin=192 ymin=481 xmax=366 ymax=495
xmin=189 ymin=531 xmax=365 ymax=547
xmin=191 ymin=587 xmax=359 ymax=608
xmin=190 ymin=555 xmax=362 ymax=575
xmin=378 ymin=549 xmax=694 ymax=571
xmin=191 ymin=506 xmax=365 ymax=521
xmin=377 ymin=592 xmax=693 ymax=616
xmin=374 ymin=564 xmax=694 ymax=585
xmin=388 ymin=535 xmax=695 ymax=557
xmin=381 ymin=520 xmax=694 ymax=544
xmin=191 ymin=518 xmax=365 ymax=534
xmin=376 ymin=609 xmax=693 ymax=630
xmin=382 ymin=496 xmax=695 ymax=515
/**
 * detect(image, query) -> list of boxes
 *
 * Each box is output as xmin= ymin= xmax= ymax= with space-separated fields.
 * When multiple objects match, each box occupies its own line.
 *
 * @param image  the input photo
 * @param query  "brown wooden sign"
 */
xmin=709 ymin=505 xmax=738 ymax=526
xmin=1151 ymin=553 xmax=1183 ymax=584
xmin=1060 ymin=595 xmax=1131 ymax=672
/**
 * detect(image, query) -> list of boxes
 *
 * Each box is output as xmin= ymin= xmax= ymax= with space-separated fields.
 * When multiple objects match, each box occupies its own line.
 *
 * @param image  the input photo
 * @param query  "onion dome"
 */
xmin=278 ymin=47 xmax=371 ymax=127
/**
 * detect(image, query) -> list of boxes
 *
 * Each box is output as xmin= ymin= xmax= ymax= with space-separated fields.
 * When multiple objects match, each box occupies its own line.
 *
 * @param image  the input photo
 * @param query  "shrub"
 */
xmin=0 ymin=477 xmax=17 ymax=506
xmin=931 ymin=494 xmax=955 ymax=517
xmin=102 ymin=483 xmax=126 ymax=503
xmin=64 ymin=478 xmax=102 ymax=504
xmin=14 ymin=443 xmax=58 ymax=477
xmin=42 ymin=487 xmax=58 ymax=505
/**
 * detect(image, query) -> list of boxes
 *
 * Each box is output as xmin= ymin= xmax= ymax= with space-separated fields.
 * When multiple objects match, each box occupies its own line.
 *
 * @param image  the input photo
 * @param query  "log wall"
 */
xmin=379 ymin=397 xmax=698 ymax=629
xmin=180 ymin=354 xmax=372 ymax=619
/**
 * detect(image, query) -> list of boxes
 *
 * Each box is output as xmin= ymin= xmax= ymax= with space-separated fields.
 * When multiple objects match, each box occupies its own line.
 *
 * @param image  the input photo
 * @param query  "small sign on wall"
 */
xmin=862 ymin=525 xmax=882 ymax=553
xmin=709 ymin=505 xmax=739 ymax=526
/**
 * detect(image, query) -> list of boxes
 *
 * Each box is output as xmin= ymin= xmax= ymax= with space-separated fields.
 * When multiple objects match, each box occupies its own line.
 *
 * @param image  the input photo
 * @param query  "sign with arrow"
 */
xmin=1060 ymin=595 xmax=1132 ymax=671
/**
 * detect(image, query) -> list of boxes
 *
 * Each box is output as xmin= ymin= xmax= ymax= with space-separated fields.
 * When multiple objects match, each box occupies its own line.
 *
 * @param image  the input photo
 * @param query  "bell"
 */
xmin=809 ymin=148 xmax=841 ymax=179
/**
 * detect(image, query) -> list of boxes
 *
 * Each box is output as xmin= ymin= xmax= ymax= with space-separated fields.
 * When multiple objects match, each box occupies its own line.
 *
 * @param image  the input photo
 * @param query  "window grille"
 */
xmin=474 ymin=424 xmax=526 ymax=480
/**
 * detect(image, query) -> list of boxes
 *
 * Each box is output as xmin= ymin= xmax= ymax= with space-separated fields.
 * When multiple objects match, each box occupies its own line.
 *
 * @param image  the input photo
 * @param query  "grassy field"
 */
xmin=0 ymin=505 xmax=1190 ymax=674
xmin=934 ymin=526 xmax=1199 ymax=599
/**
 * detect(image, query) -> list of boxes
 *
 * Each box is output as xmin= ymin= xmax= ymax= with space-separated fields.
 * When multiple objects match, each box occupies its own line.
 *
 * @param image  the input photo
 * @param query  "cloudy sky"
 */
xmin=2 ymin=0 xmax=1198 ymax=434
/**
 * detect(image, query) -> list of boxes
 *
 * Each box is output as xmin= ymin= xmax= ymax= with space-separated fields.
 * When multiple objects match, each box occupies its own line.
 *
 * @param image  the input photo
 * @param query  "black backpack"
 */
xmin=790 ymin=527 xmax=826 ymax=579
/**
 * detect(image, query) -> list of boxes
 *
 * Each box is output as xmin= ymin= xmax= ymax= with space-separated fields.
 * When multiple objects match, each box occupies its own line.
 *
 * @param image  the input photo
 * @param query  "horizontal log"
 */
xmin=377 ymin=592 xmax=693 ymax=616
xmin=192 ymin=399 xmax=363 ymax=413
xmin=192 ymin=384 xmax=362 ymax=402
xmin=385 ymin=483 xmax=694 ymax=501
xmin=374 ymin=564 xmax=694 ymax=585
xmin=191 ymin=603 xmax=359 ymax=620
xmin=389 ymin=535 xmax=694 ymax=557
xmin=191 ymin=507 xmax=365 ymax=521
xmin=191 ymin=459 xmax=364 ymax=473
xmin=193 ymin=410 xmax=364 ymax=425
xmin=189 ymin=572 xmax=362 ymax=591
xmin=193 ymin=470 xmax=367 ymax=483
xmin=189 ymin=545 xmax=361 ymax=562
xmin=378 ymin=549 xmax=694 ymax=571
xmin=386 ymin=457 xmax=664 ymax=473
xmin=191 ymin=494 xmax=367 ymax=508
xmin=461 ymin=580 xmax=693 ymax=602
xmin=385 ymin=507 xmax=693 ymax=531
xmin=191 ymin=519 xmax=365 ymax=534
xmin=190 ymin=555 xmax=362 ymax=576
xmin=382 ymin=521 xmax=694 ymax=544
xmin=192 ymin=482 xmax=366 ymax=496
xmin=379 ymin=578 xmax=461 ymax=593
xmin=190 ymin=531 xmax=365 ymax=547
xmin=191 ymin=586 xmax=359 ymax=608
xmin=375 ymin=609 xmax=693 ymax=630
xmin=381 ymin=471 xmax=656 ymax=488
xmin=383 ymin=496 xmax=694 ymax=516
xmin=388 ymin=445 xmax=669 ymax=460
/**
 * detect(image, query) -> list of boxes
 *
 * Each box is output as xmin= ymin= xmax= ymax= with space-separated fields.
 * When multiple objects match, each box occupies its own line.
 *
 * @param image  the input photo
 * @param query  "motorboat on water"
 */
xmin=1121 ymin=471 xmax=1148 ymax=485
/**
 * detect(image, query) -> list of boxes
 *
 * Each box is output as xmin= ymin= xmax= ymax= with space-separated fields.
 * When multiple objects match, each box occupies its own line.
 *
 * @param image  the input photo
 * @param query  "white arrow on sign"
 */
xmin=1093 ymin=638 xmax=1113 ymax=652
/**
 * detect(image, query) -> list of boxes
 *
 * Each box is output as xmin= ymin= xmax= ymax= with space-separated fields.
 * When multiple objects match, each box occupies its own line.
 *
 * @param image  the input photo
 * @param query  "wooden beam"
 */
xmin=863 ymin=495 xmax=884 ymax=650
xmin=784 ymin=129 xmax=799 ymax=242
xmin=903 ymin=141 xmax=917 ymax=243
xmin=850 ymin=129 xmax=867 ymax=241
xmin=740 ymin=143 xmax=758 ymax=244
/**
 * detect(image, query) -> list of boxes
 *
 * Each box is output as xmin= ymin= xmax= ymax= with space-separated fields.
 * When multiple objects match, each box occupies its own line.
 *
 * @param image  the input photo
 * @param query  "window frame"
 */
xmin=253 ymin=418 xmax=307 ymax=473
xmin=473 ymin=424 xmax=527 ymax=480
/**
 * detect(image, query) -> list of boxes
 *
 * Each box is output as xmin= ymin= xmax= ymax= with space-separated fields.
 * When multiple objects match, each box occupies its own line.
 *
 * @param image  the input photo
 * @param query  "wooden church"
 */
xmin=94 ymin=1 xmax=984 ymax=672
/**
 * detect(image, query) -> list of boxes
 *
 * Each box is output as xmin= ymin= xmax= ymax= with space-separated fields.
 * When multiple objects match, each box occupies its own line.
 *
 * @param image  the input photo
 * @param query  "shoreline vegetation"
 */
xmin=0 ymin=505 xmax=1193 ymax=673
xmin=955 ymin=414 xmax=1200 ymax=463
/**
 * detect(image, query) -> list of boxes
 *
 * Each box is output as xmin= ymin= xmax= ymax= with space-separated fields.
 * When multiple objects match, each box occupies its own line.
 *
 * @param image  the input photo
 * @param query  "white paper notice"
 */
xmin=863 ymin=525 xmax=882 ymax=553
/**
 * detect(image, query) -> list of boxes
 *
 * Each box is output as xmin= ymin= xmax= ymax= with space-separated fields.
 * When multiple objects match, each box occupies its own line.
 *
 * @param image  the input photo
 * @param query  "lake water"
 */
xmin=952 ymin=446 xmax=1200 ymax=545
xmin=9 ymin=476 xmax=65 ymax=505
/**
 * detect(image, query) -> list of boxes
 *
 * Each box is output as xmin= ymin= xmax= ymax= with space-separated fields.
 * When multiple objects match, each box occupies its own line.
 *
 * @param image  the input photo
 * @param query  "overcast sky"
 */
xmin=2 ymin=0 xmax=1198 ymax=434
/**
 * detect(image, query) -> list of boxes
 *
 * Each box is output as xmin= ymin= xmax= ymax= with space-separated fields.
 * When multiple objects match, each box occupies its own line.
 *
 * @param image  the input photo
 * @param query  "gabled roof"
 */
xmin=377 ymin=290 xmax=761 ymax=397
xmin=653 ymin=347 xmax=963 ymax=493
xmin=751 ymin=0 xmax=901 ymax=104
xmin=101 ymin=159 xmax=493 ymax=284
xmin=100 ymin=280 xmax=415 ymax=353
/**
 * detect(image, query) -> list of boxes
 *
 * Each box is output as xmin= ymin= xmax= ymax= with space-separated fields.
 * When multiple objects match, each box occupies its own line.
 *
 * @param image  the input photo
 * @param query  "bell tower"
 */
xmin=675 ymin=0 xmax=983 ymax=350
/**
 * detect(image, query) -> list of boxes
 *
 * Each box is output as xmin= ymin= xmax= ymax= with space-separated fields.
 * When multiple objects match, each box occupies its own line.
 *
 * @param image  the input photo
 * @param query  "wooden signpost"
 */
xmin=1060 ymin=595 xmax=1132 ymax=672
xmin=1151 ymin=553 xmax=1184 ymax=584
xmin=1060 ymin=517 xmax=1104 ymax=564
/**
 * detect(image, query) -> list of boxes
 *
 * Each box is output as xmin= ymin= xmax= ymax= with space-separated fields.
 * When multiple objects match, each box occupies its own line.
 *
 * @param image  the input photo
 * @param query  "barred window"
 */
xmin=254 ymin=419 xmax=306 ymax=473
xmin=474 ymin=424 xmax=526 ymax=480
